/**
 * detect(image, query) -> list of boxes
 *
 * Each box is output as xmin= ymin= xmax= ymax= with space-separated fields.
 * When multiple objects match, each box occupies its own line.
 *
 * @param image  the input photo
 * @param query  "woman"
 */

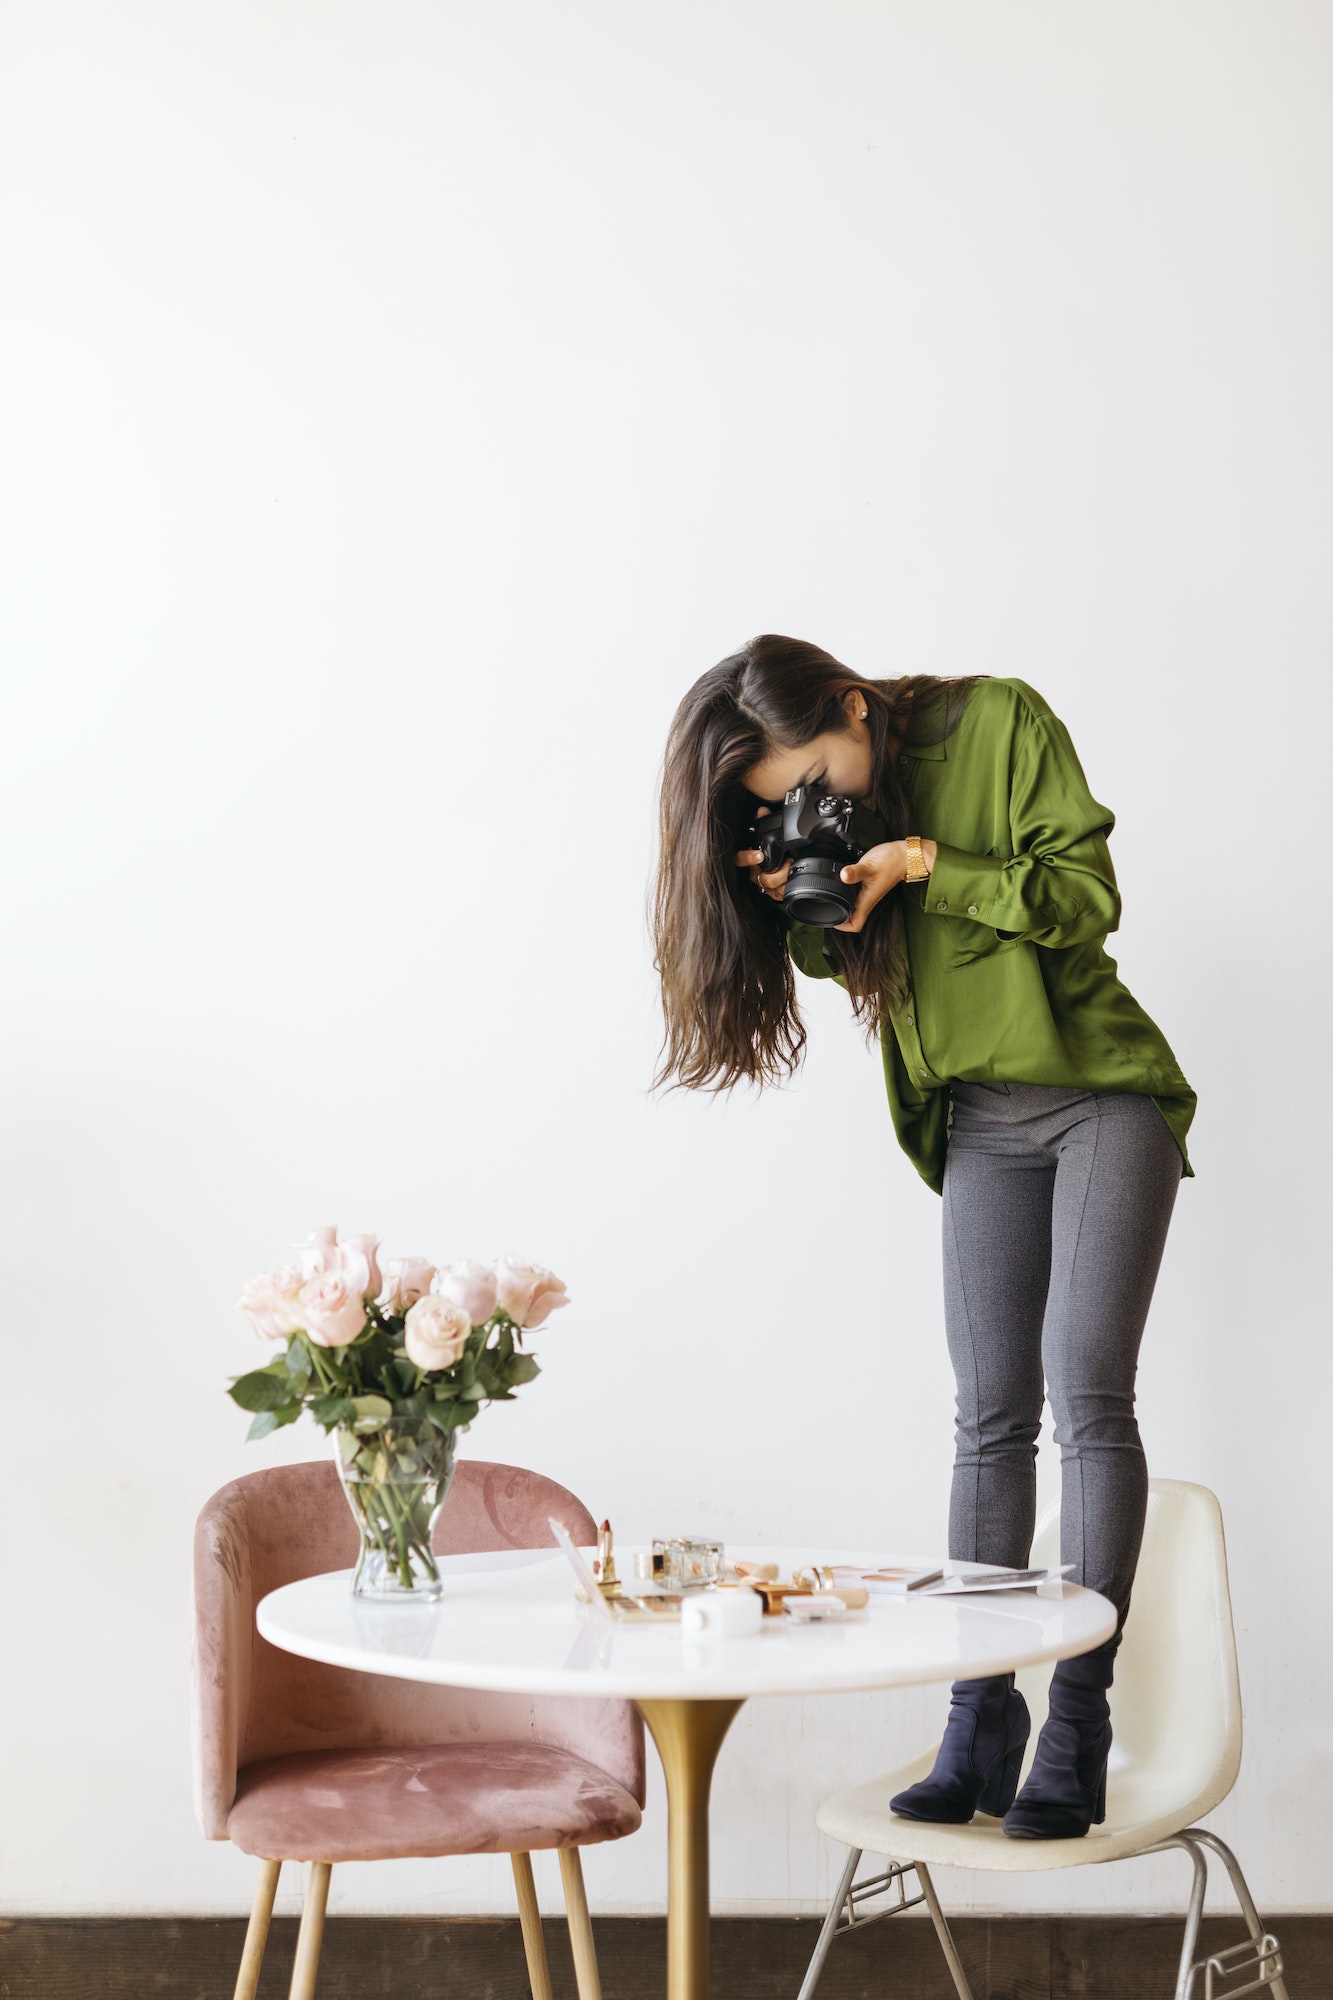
xmin=650 ymin=632 xmax=1194 ymax=1840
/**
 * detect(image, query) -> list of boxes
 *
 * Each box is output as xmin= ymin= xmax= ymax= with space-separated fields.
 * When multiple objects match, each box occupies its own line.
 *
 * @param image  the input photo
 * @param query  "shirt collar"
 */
xmin=898 ymin=735 xmax=947 ymax=762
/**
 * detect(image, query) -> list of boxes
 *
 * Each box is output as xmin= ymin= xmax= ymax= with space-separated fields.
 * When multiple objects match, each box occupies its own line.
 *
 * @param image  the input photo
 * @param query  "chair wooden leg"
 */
xmin=511 ymin=1851 xmax=555 ymax=2000
xmin=915 ymin=1862 xmax=975 ymax=2000
xmin=558 ymin=1846 xmax=604 ymax=2000
xmin=233 ymin=1857 xmax=282 ymax=2000
xmin=288 ymin=1861 xmax=332 ymax=2000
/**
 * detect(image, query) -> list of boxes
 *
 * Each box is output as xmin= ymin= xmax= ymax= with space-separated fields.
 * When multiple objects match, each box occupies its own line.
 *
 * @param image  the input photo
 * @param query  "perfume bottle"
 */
xmin=651 ymin=1535 xmax=726 ymax=1591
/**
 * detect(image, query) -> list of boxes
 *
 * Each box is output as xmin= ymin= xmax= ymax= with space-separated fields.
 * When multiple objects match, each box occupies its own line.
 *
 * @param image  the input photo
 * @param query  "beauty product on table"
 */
xmin=554 ymin=1529 xmax=910 ymax=1627
xmin=680 ymin=1588 xmax=764 ymax=1640
xmin=652 ymin=1535 xmax=726 ymax=1590
xmin=729 ymin=1560 xmax=779 ymax=1584
xmin=739 ymin=1579 xmax=865 ymax=1616
xmin=549 ymin=1519 xmax=685 ymax=1623
xmin=785 ymin=1594 xmax=866 ymax=1623
xmin=593 ymin=1519 xmax=621 ymax=1598
xmin=742 ymin=1580 xmax=806 ymax=1617
xmin=794 ymin=1564 xmax=844 ymax=1592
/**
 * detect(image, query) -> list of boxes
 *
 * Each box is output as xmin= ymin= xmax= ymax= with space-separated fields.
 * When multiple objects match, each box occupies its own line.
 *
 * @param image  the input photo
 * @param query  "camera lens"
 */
xmin=783 ymin=855 xmax=856 ymax=927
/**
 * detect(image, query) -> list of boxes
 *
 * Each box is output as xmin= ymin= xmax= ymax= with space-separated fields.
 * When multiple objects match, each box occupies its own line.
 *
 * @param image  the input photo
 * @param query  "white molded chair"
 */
xmin=798 ymin=1480 xmax=1287 ymax=2000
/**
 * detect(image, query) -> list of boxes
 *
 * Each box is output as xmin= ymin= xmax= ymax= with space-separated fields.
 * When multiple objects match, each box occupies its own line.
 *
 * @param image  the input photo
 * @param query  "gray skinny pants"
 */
xmin=942 ymin=1080 xmax=1183 ymax=1637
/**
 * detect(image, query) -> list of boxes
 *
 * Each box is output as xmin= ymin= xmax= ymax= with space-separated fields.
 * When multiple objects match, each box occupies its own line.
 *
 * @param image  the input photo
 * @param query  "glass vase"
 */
xmin=334 ymin=1416 xmax=458 ymax=1600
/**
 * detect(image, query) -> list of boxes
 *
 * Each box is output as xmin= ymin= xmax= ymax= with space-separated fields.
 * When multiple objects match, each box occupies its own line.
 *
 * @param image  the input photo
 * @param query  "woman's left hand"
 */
xmin=833 ymin=839 xmax=935 ymax=934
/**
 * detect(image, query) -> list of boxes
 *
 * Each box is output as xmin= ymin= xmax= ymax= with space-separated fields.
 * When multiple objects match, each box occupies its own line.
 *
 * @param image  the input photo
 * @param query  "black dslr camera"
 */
xmin=747 ymin=785 xmax=891 ymax=927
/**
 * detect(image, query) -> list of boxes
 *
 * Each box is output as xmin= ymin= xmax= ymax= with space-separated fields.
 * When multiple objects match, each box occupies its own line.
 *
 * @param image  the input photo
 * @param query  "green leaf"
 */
xmin=230 ymin=1367 xmax=303 ymax=1412
xmin=351 ymin=1395 xmax=394 ymax=1432
xmin=431 ymin=1380 xmax=460 ymax=1401
xmin=246 ymin=1404 xmax=300 ymax=1440
xmin=310 ymin=1393 xmax=357 ymax=1429
xmin=505 ymin=1355 xmax=541 ymax=1387
xmin=429 ymin=1399 xmax=478 ymax=1433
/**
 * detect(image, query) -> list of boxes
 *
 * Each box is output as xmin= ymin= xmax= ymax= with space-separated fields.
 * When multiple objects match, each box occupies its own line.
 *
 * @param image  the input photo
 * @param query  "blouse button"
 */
xmin=905 ymin=1012 xmax=914 ymax=1026
xmin=967 ymin=903 xmax=980 ymax=916
xmin=917 ymin=1065 xmax=928 ymax=1078
xmin=935 ymin=898 xmax=948 ymax=912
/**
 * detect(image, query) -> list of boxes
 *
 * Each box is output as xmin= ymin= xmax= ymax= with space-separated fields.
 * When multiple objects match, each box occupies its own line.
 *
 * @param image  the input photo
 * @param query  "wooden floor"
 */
xmin=1 ymin=1914 xmax=1327 ymax=2000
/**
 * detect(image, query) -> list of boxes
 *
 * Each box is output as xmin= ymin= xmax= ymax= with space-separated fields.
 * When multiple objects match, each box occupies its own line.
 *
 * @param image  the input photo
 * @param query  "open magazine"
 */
xmin=838 ymin=1562 xmax=1075 ymax=1596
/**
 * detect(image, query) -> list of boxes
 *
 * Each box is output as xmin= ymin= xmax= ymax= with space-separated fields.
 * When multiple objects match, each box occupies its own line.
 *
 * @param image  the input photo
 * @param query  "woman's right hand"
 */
xmin=735 ymin=845 xmax=792 ymax=903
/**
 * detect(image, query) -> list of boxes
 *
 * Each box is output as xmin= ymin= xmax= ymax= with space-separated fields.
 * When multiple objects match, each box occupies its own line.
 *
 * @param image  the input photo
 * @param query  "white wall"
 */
xmin=3 ymin=0 xmax=1330 ymax=1923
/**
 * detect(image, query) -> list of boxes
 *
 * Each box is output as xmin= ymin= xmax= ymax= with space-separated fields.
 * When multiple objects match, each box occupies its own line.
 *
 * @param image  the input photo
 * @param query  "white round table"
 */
xmin=258 ymin=1545 xmax=1115 ymax=2000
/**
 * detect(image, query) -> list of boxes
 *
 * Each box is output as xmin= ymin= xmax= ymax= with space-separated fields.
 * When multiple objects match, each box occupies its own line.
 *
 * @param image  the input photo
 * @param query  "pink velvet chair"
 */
xmin=193 ymin=1458 xmax=645 ymax=2000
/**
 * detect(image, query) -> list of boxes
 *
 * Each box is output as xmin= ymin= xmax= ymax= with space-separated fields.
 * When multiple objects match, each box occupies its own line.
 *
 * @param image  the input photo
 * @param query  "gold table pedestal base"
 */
xmin=636 ymin=1698 xmax=745 ymax=2000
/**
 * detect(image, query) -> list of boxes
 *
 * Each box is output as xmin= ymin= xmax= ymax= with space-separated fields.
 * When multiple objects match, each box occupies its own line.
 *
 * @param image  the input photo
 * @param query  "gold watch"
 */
xmin=904 ymin=834 xmax=930 ymax=884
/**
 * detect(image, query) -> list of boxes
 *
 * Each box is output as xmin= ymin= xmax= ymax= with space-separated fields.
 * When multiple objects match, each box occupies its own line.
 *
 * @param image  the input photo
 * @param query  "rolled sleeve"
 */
xmin=921 ymin=713 xmax=1122 ymax=951
xmin=924 ymin=845 xmax=1062 ymax=930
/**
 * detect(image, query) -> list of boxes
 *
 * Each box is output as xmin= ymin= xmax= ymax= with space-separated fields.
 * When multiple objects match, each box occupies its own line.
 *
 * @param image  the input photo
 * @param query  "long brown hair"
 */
xmin=650 ymin=633 xmax=982 ymax=1093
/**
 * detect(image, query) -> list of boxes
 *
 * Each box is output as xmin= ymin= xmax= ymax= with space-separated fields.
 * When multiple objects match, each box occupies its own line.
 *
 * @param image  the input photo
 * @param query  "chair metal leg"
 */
xmin=287 ymin=1861 xmax=332 ymax=2000
xmin=795 ymin=1847 xmax=862 ymax=2000
xmin=234 ymin=1857 xmax=281 ymax=2000
xmin=1172 ymin=1836 xmax=1211 ymax=2000
xmin=558 ymin=1847 xmax=604 ymax=2000
xmin=511 ymin=1852 xmax=555 ymax=2000
xmin=1183 ymin=1830 xmax=1288 ymax=2000
xmin=1146 ymin=1830 xmax=1287 ymax=2000
xmin=915 ymin=1862 xmax=976 ymax=2000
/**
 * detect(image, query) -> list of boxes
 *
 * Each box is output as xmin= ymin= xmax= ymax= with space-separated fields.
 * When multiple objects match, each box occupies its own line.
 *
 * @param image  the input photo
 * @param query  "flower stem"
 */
xmin=304 ymin=1340 xmax=338 ymax=1392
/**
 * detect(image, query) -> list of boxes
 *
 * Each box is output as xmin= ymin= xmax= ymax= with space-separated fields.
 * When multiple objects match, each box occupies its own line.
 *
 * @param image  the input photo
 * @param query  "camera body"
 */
xmin=747 ymin=785 xmax=891 ymax=927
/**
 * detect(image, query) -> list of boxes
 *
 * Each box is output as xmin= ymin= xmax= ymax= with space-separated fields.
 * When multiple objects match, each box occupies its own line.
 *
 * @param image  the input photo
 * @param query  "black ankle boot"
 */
xmin=890 ymin=1674 xmax=1030 ymax=1824
xmin=1002 ymin=1642 xmax=1115 ymax=1840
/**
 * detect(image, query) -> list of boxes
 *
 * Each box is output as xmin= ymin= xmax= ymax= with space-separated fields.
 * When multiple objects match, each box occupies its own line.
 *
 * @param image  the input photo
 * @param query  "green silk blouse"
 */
xmin=783 ymin=676 xmax=1196 ymax=1195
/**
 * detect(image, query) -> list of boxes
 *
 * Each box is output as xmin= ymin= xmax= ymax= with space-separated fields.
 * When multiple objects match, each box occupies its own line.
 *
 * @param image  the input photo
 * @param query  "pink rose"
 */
xmin=294 ymin=1224 xmax=341 ymax=1279
xmin=380 ymin=1256 xmax=436 ymax=1315
xmin=293 ymin=1225 xmax=381 ymax=1300
xmin=297 ymin=1269 xmax=368 ymax=1349
xmin=433 ymin=1260 xmax=498 ymax=1325
xmin=404 ymin=1294 xmax=472 ymax=1371
xmin=339 ymin=1233 xmax=382 ymax=1300
xmin=238 ymin=1265 xmax=305 ymax=1341
xmin=493 ymin=1255 xmax=570 ymax=1329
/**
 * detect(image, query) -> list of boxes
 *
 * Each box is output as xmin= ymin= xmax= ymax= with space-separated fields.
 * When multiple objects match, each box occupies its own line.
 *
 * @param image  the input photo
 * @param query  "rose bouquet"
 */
xmin=230 ymin=1226 xmax=568 ymax=1597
